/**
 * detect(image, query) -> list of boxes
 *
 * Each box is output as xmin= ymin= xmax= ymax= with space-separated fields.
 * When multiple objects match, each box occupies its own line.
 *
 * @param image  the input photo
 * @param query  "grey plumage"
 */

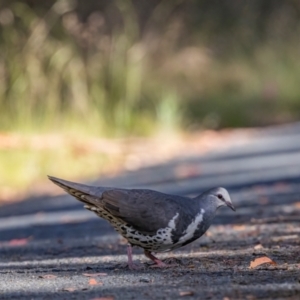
xmin=48 ymin=175 xmax=235 ymax=268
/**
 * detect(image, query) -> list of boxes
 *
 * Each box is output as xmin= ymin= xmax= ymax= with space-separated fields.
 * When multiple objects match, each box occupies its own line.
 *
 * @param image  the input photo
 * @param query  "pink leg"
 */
xmin=144 ymin=250 xmax=167 ymax=267
xmin=127 ymin=244 xmax=141 ymax=270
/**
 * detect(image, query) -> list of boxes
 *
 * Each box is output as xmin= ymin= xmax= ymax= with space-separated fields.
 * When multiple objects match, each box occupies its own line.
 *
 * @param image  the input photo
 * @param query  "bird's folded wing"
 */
xmin=101 ymin=189 xmax=184 ymax=235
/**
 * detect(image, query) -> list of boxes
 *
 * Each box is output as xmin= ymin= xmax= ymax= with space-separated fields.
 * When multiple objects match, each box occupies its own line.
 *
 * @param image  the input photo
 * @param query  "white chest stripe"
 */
xmin=168 ymin=212 xmax=179 ymax=230
xmin=177 ymin=209 xmax=205 ymax=244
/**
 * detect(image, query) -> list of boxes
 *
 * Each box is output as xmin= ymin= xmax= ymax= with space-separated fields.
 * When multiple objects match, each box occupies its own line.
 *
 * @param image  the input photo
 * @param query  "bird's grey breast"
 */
xmin=169 ymin=208 xmax=207 ymax=249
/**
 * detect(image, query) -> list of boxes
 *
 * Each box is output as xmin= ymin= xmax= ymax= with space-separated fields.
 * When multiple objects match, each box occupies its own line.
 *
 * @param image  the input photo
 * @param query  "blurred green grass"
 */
xmin=1 ymin=1 xmax=300 ymax=135
xmin=0 ymin=1 xmax=181 ymax=137
xmin=0 ymin=141 xmax=111 ymax=191
xmin=1 ymin=0 xmax=300 ymax=198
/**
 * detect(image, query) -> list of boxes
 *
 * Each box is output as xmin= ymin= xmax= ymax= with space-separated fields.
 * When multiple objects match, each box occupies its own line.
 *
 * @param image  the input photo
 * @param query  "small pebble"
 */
xmin=139 ymin=277 xmax=150 ymax=283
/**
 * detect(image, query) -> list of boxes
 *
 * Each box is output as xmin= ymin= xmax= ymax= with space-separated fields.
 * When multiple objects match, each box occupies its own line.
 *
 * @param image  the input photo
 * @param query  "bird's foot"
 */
xmin=148 ymin=259 xmax=180 ymax=268
xmin=147 ymin=258 xmax=167 ymax=268
xmin=144 ymin=250 xmax=178 ymax=268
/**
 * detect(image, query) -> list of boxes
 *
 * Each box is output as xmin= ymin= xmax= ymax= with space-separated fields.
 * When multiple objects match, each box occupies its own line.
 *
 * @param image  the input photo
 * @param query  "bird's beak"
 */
xmin=226 ymin=201 xmax=236 ymax=211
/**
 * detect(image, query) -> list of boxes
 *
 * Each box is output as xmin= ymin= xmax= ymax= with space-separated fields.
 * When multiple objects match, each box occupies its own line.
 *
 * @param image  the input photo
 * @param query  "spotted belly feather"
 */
xmin=84 ymin=205 xmax=180 ymax=252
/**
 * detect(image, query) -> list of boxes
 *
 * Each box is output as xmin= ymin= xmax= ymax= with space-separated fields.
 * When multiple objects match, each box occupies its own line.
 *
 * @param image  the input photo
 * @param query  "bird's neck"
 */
xmin=197 ymin=195 xmax=219 ymax=219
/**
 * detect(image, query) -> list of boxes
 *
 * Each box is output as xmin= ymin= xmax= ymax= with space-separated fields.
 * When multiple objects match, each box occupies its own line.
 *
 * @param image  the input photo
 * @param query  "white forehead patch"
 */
xmin=216 ymin=187 xmax=231 ymax=202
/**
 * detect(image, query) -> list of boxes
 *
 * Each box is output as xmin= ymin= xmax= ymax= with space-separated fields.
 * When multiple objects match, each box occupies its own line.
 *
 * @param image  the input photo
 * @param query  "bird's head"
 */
xmin=209 ymin=187 xmax=235 ymax=211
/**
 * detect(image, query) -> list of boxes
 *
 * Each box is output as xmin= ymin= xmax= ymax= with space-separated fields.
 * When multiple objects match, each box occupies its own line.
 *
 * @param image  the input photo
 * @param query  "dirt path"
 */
xmin=1 ymin=123 xmax=300 ymax=299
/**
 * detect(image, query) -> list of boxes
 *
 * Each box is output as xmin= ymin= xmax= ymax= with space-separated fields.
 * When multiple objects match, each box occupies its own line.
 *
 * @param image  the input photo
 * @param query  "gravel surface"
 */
xmin=1 ymin=124 xmax=300 ymax=300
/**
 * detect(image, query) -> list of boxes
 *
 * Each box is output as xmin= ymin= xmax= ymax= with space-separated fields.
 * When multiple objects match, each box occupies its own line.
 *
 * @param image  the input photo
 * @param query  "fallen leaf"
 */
xmin=89 ymin=278 xmax=102 ymax=286
xmin=179 ymin=291 xmax=194 ymax=296
xmin=254 ymin=244 xmax=263 ymax=250
xmin=250 ymin=256 xmax=277 ymax=269
xmin=89 ymin=278 xmax=97 ymax=285
xmin=8 ymin=238 xmax=31 ymax=246
xmin=83 ymin=273 xmax=107 ymax=277
xmin=63 ymin=287 xmax=77 ymax=292
xmin=39 ymin=274 xmax=57 ymax=279
xmin=232 ymin=225 xmax=246 ymax=231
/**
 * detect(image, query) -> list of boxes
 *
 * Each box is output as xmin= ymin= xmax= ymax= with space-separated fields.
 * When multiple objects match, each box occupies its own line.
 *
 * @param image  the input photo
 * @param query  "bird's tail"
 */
xmin=48 ymin=175 xmax=106 ymax=207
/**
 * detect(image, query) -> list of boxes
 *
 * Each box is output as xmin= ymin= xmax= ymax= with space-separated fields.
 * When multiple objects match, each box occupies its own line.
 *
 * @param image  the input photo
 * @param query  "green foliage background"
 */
xmin=1 ymin=0 xmax=300 ymax=136
xmin=1 ymin=0 xmax=300 ymax=195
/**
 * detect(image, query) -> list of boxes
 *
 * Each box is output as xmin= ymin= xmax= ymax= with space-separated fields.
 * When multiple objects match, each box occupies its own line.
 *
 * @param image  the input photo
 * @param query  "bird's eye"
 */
xmin=217 ymin=194 xmax=223 ymax=200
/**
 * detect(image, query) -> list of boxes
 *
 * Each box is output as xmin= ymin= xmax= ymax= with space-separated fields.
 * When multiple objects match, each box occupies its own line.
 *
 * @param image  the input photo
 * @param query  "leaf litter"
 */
xmin=89 ymin=278 xmax=103 ymax=286
xmin=250 ymin=256 xmax=277 ymax=269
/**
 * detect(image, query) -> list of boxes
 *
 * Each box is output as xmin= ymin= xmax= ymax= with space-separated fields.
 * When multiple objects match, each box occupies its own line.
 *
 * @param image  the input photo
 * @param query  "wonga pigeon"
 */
xmin=48 ymin=176 xmax=235 ymax=269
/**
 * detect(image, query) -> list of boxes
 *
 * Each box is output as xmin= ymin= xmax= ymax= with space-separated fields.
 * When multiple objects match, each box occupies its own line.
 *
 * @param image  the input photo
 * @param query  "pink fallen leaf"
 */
xmin=89 ymin=278 xmax=101 ymax=285
xmin=250 ymin=256 xmax=277 ymax=269
xmin=89 ymin=278 xmax=98 ymax=285
xmin=179 ymin=291 xmax=194 ymax=296
xmin=88 ymin=278 xmax=103 ymax=286
xmin=8 ymin=238 xmax=31 ymax=246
